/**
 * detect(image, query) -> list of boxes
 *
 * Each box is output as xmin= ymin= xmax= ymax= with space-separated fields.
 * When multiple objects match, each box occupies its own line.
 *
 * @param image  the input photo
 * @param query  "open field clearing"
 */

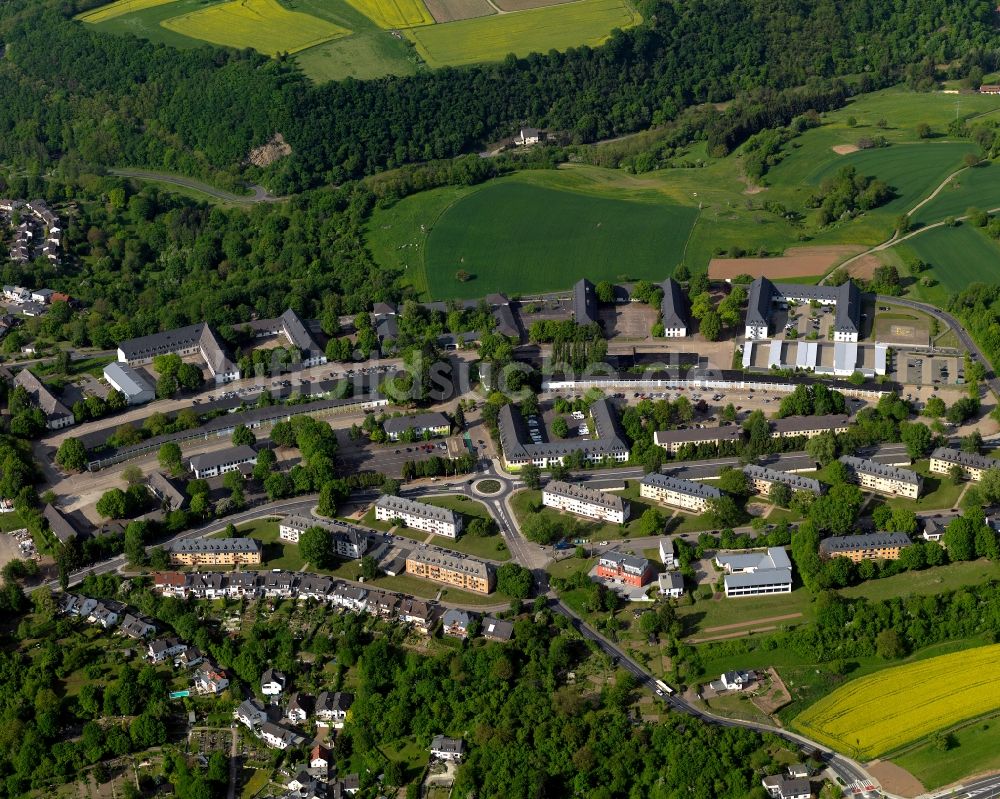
xmin=422 ymin=179 xmax=695 ymax=297
xmin=895 ymin=718 xmax=1000 ymax=790
xmin=77 ymin=0 xmax=178 ymax=23
xmin=707 ymin=245 xmax=863 ymax=279
xmin=793 ymin=644 xmax=1000 ymax=759
xmin=423 ymin=0 xmax=495 ymax=22
xmin=405 ymin=0 xmax=639 ymax=67
xmin=903 ymin=224 xmax=1000 ymax=294
xmin=295 ymin=30 xmax=419 ymax=79
xmin=911 ymin=161 xmax=1000 ymax=226
xmin=161 ymin=0 xmax=351 ymax=56
xmin=493 ymin=0 xmax=577 ymax=11
xmin=343 ymin=0 xmax=434 ymax=28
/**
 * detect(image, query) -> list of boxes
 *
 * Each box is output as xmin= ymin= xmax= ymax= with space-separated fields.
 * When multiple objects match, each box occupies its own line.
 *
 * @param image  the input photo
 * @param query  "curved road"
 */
xmin=109 ymin=169 xmax=283 ymax=205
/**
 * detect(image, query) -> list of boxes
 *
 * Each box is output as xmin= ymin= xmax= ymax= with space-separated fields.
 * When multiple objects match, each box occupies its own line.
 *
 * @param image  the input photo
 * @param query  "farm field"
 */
xmin=405 ymin=0 xmax=640 ymax=67
xmin=76 ymin=0 xmax=178 ymax=23
xmin=911 ymin=161 xmax=1000 ymax=226
xmin=161 ymin=0 xmax=351 ymax=56
xmin=792 ymin=644 xmax=1000 ymax=759
xmin=342 ymin=0 xmax=434 ymax=28
xmin=422 ymin=0 xmax=494 ymax=21
xmin=388 ymin=177 xmax=696 ymax=298
xmin=902 ymin=223 xmax=1000 ymax=294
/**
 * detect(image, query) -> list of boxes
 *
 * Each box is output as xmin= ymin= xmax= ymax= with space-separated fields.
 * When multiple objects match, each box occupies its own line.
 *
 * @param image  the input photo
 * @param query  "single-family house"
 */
xmin=194 ymin=663 xmax=230 ymax=694
xmin=315 ymin=691 xmax=353 ymax=728
xmin=430 ymin=735 xmax=465 ymax=762
xmin=442 ymin=608 xmax=472 ymax=638
xmin=235 ymin=698 xmax=267 ymax=730
xmin=286 ymin=692 xmax=313 ymax=723
xmin=261 ymin=668 xmax=287 ymax=697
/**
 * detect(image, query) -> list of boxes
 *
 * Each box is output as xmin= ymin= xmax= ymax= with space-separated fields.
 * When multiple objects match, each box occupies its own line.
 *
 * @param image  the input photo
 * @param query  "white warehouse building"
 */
xmin=103 ymin=362 xmax=155 ymax=405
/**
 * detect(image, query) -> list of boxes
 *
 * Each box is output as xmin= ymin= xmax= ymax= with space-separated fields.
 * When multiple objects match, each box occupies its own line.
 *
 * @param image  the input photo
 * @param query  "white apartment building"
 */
xmin=541 ymin=480 xmax=629 ymax=524
xmin=839 ymin=456 xmax=921 ymax=499
xmin=639 ymin=473 xmax=721 ymax=513
xmin=374 ymin=494 xmax=462 ymax=538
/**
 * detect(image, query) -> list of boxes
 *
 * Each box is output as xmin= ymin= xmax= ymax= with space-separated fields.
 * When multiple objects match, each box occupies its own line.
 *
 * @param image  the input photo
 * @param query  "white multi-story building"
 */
xmin=375 ymin=495 xmax=462 ymax=538
xmin=715 ymin=548 xmax=793 ymax=598
xmin=639 ymin=473 xmax=721 ymax=513
xmin=659 ymin=538 xmax=677 ymax=569
xmin=188 ymin=445 xmax=258 ymax=479
xmin=929 ymin=447 xmax=996 ymax=482
xmin=839 ymin=456 xmax=921 ymax=499
xmin=541 ymin=480 xmax=629 ymax=524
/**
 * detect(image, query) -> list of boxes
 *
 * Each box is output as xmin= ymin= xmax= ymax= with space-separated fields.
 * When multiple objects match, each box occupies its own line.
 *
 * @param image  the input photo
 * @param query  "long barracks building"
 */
xmin=542 ymin=481 xmax=629 ymax=524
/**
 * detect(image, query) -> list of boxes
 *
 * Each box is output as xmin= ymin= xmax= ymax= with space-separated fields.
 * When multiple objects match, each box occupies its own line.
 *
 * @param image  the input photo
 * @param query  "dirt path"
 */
xmin=701 ymin=613 xmax=803 ymax=633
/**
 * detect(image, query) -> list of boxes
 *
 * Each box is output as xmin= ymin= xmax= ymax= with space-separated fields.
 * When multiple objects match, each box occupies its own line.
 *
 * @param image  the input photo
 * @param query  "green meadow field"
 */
xmin=911 ymin=160 xmax=1000 ymax=225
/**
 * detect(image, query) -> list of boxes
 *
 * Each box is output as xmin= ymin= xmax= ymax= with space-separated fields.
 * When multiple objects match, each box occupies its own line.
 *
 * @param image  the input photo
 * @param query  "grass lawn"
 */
xmin=0 ymin=511 xmax=25 ymax=532
xmin=838 ymin=559 xmax=1000 ymax=602
xmin=209 ymin=519 xmax=305 ymax=570
xmin=429 ymin=533 xmax=510 ymax=561
xmin=894 ymin=717 xmax=1000 ymax=790
xmin=369 ymin=573 xmax=509 ymax=606
xmin=405 ymin=0 xmax=640 ymax=68
xmin=678 ymin=587 xmax=815 ymax=637
xmin=884 ymin=460 xmax=964 ymax=512
xmin=510 ymin=488 xmax=652 ymax=542
xmin=670 ymin=512 xmax=722 ymax=535
xmin=239 ymin=769 xmax=272 ymax=799
xmin=700 ymin=691 xmax=774 ymax=725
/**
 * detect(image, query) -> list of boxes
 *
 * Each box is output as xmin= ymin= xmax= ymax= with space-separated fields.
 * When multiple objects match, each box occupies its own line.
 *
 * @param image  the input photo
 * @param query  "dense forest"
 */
xmin=0 ymin=0 xmax=994 ymax=190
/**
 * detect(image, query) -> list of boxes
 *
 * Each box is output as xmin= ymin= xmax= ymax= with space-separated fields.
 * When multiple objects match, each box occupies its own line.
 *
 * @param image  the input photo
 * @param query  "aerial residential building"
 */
xmin=659 ymin=538 xmax=677 ymax=569
xmin=430 ymin=735 xmax=465 ymax=762
xmin=442 ymin=608 xmax=472 ymax=638
xmin=744 ymin=277 xmax=862 ymax=342
xmin=659 ymin=277 xmax=689 ymax=337
xmin=743 ymin=464 xmax=823 ymax=497
xmin=572 ymin=278 xmax=599 ymax=326
xmin=119 ymin=614 xmax=156 ymax=638
xmin=639 ymin=473 xmax=721 ymax=513
xmin=13 ymin=369 xmax=73 ymax=429
xmin=405 ymin=550 xmax=495 ymax=594
xmin=496 ymin=399 xmax=630 ymax=469
xmin=278 ymin=514 xmax=369 ymax=559
xmin=315 ymin=691 xmax=353 ymax=728
xmin=116 ymin=322 xmax=239 ymax=384
xmin=194 ymin=663 xmax=230 ymax=694
xmin=258 ymin=721 xmax=305 ymax=750
xmin=658 ymin=571 xmax=684 ymax=598
xmin=166 ymin=537 xmax=262 ymax=566
xmin=653 ymin=425 xmax=743 ymax=453
xmin=929 ymin=447 xmax=996 ymax=481
xmin=188 ymin=445 xmax=258 ymax=479
xmin=147 ymin=472 xmax=187 ymax=511
xmin=762 ymin=776 xmax=812 ymax=799
xmin=596 ymin=550 xmax=656 ymax=588
xmin=235 ymin=698 xmax=267 ymax=730
xmin=542 ymin=480 xmax=629 ymax=524
xmin=43 ymin=504 xmax=79 ymax=544
xmin=720 ymin=670 xmax=756 ymax=691
xmin=769 ymin=414 xmax=851 ymax=439
xmin=240 ymin=308 xmax=327 ymax=368
xmin=922 ymin=519 xmax=944 ymax=542
xmin=819 ymin=532 xmax=911 ymax=562
xmin=261 ymin=668 xmax=287 ymax=696
xmin=103 ymin=361 xmax=155 ymax=405
xmin=482 ymin=616 xmax=514 ymax=642
xmin=715 ymin=548 xmax=793 ymax=598
xmin=285 ymin=692 xmax=313 ymax=723
xmin=839 ymin=456 xmax=921 ymax=499
xmin=375 ymin=495 xmax=462 ymax=538
xmin=383 ymin=411 xmax=451 ymax=441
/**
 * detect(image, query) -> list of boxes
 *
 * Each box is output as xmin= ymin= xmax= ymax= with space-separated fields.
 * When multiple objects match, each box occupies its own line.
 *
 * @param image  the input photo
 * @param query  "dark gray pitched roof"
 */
xmin=572 ymin=278 xmax=598 ymax=325
xmin=660 ymin=277 xmax=688 ymax=329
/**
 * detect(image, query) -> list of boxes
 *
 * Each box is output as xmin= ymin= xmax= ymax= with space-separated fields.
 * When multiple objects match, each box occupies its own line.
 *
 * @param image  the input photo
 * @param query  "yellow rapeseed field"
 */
xmin=793 ymin=644 xmax=1000 ymax=759
xmin=404 ymin=0 xmax=640 ymax=67
xmin=161 ymin=0 xmax=351 ymax=56
xmin=77 ymin=0 xmax=179 ymax=24
xmin=343 ymin=0 xmax=434 ymax=29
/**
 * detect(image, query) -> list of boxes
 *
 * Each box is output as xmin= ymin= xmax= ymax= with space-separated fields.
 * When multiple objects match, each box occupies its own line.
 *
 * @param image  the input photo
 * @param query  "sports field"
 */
xmin=76 ymin=0 xmax=177 ymax=23
xmin=161 ymin=0 xmax=351 ymax=56
xmin=405 ymin=0 xmax=640 ymax=67
xmin=342 ymin=0 xmax=434 ymax=28
xmin=793 ymin=644 xmax=1000 ymax=759
xmin=399 ymin=180 xmax=695 ymax=298
xmin=904 ymin=224 xmax=1000 ymax=294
